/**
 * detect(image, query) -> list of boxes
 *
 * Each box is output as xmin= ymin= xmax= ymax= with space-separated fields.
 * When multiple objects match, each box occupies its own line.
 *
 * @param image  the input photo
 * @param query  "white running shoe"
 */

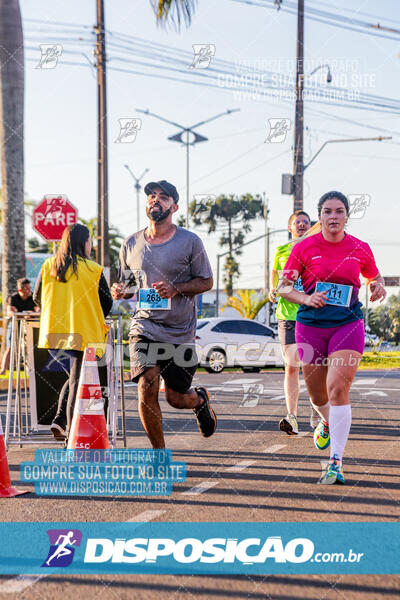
xmin=310 ymin=403 xmax=320 ymax=429
xmin=279 ymin=414 xmax=299 ymax=435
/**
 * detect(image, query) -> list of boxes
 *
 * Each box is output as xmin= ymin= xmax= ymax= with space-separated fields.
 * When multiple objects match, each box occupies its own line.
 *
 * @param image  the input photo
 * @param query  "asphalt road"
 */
xmin=0 ymin=369 xmax=399 ymax=599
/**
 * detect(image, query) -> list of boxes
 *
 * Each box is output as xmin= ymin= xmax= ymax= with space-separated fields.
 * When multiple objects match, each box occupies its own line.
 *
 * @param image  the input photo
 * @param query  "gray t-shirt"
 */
xmin=118 ymin=226 xmax=213 ymax=343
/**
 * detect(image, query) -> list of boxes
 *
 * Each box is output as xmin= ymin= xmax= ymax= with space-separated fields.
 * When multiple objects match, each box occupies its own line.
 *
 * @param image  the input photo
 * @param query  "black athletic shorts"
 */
xmin=278 ymin=319 xmax=296 ymax=346
xmin=129 ymin=335 xmax=198 ymax=394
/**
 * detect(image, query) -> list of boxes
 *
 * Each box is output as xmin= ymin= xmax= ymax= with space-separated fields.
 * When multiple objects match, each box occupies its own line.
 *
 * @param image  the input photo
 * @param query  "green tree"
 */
xmin=369 ymin=292 xmax=400 ymax=344
xmin=222 ymin=289 xmax=269 ymax=320
xmin=190 ymin=193 xmax=264 ymax=296
xmin=27 ymin=237 xmax=52 ymax=253
xmin=79 ymin=216 xmax=124 ymax=274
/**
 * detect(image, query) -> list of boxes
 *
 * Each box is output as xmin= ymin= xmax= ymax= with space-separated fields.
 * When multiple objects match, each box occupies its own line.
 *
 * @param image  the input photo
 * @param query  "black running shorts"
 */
xmin=129 ymin=335 xmax=198 ymax=394
xmin=278 ymin=319 xmax=296 ymax=346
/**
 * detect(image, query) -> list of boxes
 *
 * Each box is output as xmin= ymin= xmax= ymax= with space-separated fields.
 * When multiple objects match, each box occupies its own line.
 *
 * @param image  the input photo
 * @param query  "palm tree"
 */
xmin=222 ymin=289 xmax=269 ymax=320
xmin=79 ymin=216 xmax=124 ymax=274
xmin=0 ymin=0 xmax=25 ymax=310
xmin=152 ymin=0 xmax=197 ymax=27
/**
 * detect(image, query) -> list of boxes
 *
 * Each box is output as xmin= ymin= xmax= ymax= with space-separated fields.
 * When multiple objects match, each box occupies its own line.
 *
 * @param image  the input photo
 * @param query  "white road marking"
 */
xmin=263 ymin=444 xmax=286 ymax=453
xmin=360 ymin=387 xmax=400 ymax=392
xmin=4 ymin=372 xmax=394 ymax=593
xmin=226 ymin=460 xmax=257 ymax=472
xmin=182 ymin=481 xmax=219 ymax=495
xmin=268 ymin=394 xmax=286 ymax=401
xmin=0 ymin=575 xmax=46 ymax=594
xmin=127 ymin=510 xmax=166 ymax=522
xmin=208 ymin=387 xmax=289 ymax=395
xmin=269 ymin=387 xmax=307 ymax=402
xmin=222 ymin=378 xmax=262 ymax=385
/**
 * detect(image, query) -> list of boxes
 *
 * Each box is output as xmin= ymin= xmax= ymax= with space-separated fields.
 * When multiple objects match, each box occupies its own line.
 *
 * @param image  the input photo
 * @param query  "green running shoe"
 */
xmin=314 ymin=419 xmax=330 ymax=450
xmin=319 ymin=454 xmax=345 ymax=485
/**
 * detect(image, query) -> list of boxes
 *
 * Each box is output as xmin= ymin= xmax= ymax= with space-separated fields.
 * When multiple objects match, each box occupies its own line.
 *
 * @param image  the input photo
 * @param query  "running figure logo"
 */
xmin=348 ymin=194 xmax=370 ymax=219
xmin=265 ymin=118 xmax=291 ymax=143
xmin=36 ymin=44 xmax=63 ymax=69
xmin=114 ymin=118 xmax=142 ymax=143
xmin=240 ymin=383 xmax=264 ymax=408
xmin=193 ymin=194 xmax=216 ymax=221
xmin=42 ymin=529 xmax=82 ymax=568
xmin=189 ymin=44 xmax=216 ymax=69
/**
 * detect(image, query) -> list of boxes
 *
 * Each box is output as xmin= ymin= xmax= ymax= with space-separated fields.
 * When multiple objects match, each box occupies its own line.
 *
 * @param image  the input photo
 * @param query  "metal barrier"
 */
xmin=3 ymin=313 xmax=127 ymax=449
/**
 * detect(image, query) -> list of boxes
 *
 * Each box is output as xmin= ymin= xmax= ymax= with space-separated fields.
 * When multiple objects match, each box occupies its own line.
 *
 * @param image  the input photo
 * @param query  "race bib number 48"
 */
xmin=138 ymin=288 xmax=171 ymax=310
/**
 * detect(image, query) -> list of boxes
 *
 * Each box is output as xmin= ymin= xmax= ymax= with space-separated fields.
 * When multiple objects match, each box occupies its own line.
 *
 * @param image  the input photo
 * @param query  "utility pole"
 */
xmin=124 ymin=165 xmax=149 ymax=231
xmin=186 ymin=130 xmax=190 ymax=227
xmin=293 ymin=0 xmax=304 ymax=212
xmin=95 ymin=0 xmax=110 ymax=267
xmin=263 ymin=195 xmax=271 ymax=326
xmin=263 ymin=193 xmax=269 ymax=296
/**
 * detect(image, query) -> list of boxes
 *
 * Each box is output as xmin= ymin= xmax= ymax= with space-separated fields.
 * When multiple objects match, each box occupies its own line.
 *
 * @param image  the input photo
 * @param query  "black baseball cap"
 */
xmin=144 ymin=180 xmax=179 ymax=203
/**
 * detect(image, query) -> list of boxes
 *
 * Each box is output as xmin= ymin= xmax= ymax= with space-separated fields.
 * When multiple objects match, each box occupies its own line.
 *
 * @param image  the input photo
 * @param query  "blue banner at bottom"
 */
xmin=1 ymin=522 xmax=398 ymax=575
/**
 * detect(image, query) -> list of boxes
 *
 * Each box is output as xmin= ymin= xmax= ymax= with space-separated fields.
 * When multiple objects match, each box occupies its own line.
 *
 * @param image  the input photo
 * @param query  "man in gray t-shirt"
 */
xmin=119 ymin=226 xmax=212 ymax=344
xmin=111 ymin=180 xmax=217 ymax=449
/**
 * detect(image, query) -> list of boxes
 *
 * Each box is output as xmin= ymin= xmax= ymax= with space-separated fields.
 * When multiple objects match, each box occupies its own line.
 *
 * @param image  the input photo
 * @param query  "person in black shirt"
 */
xmin=0 ymin=278 xmax=40 ymax=374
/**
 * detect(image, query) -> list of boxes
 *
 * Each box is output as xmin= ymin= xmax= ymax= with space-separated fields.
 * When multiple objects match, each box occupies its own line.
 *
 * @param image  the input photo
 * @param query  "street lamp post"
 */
xmin=136 ymin=108 xmax=240 ymax=227
xmin=294 ymin=57 xmax=333 ymax=211
xmin=303 ymin=136 xmax=392 ymax=171
xmin=124 ymin=165 xmax=149 ymax=231
xmin=283 ymin=135 xmax=391 ymax=197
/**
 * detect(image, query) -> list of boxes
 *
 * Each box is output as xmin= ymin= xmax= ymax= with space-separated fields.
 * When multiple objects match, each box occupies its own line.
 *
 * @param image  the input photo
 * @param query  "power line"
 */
xmin=25 ymin=19 xmax=400 ymax=115
xmin=232 ymin=0 xmax=400 ymax=41
xmin=307 ymin=0 xmax=400 ymax=26
xmin=25 ymin=22 xmax=400 ymax=113
xmin=210 ymin=148 xmax=291 ymax=190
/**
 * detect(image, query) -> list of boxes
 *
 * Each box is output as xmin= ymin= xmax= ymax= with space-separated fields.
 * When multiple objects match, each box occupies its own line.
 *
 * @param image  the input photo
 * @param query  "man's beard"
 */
xmin=146 ymin=204 xmax=172 ymax=222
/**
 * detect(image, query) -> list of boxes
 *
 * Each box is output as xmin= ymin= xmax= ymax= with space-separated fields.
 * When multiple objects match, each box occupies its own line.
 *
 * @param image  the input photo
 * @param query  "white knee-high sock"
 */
xmin=329 ymin=404 xmax=352 ymax=464
xmin=311 ymin=401 xmax=330 ymax=423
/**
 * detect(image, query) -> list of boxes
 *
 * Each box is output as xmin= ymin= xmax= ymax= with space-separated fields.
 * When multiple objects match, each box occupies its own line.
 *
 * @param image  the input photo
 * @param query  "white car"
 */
xmin=195 ymin=317 xmax=284 ymax=373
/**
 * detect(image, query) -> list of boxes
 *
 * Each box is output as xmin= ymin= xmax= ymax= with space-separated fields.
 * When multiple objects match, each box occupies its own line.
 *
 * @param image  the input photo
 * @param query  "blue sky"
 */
xmin=19 ymin=0 xmax=400 ymax=290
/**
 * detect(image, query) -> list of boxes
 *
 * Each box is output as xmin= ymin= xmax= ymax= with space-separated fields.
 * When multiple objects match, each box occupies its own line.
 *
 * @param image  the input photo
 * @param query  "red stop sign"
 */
xmin=33 ymin=195 xmax=78 ymax=241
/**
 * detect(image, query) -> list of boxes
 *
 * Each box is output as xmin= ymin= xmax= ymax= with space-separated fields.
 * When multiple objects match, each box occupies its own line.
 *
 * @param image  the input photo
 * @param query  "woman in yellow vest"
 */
xmin=33 ymin=224 xmax=113 ymax=440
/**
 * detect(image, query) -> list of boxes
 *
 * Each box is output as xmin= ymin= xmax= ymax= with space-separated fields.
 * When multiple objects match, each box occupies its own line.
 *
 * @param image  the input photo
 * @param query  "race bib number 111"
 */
xmin=315 ymin=282 xmax=353 ymax=307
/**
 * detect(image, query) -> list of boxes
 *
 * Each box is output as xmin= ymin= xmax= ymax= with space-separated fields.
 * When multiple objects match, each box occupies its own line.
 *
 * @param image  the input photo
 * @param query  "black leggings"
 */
xmin=51 ymin=350 xmax=108 ymax=432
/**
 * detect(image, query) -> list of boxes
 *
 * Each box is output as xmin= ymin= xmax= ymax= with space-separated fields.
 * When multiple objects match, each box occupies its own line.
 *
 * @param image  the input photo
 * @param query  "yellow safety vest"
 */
xmin=38 ymin=256 xmax=108 ymax=352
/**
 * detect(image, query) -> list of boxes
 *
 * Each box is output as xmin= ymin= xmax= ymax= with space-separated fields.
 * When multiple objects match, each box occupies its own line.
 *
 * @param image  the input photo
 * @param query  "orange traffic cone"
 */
xmin=67 ymin=347 xmax=109 ymax=450
xmin=159 ymin=377 xmax=165 ymax=393
xmin=0 ymin=419 xmax=28 ymax=497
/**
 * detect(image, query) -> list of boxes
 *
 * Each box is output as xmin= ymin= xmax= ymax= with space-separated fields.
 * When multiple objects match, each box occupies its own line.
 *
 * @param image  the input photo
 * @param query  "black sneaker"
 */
xmin=193 ymin=387 xmax=217 ymax=438
xmin=50 ymin=418 xmax=67 ymax=441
